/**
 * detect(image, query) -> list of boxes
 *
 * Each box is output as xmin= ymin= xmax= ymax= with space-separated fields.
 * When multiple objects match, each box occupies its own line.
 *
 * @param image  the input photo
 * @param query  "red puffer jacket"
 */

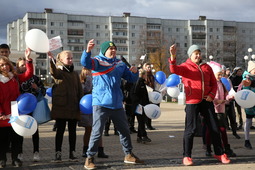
xmin=169 ymin=58 xmax=217 ymax=104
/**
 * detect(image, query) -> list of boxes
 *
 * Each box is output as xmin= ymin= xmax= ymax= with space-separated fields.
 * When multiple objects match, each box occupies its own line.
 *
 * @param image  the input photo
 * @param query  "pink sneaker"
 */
xmin=183 ymin=157 xmax=193 ymax=166
xmin=214 ymin=154 xmax=231 ymax=164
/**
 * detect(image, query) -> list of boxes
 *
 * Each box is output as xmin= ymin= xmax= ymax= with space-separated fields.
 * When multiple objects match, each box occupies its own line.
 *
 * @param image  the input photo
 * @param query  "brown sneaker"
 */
xmin=84 ymin=157 xmax=96 ymax=170
xmin=124 ymin=153 xmax=144 ymax=164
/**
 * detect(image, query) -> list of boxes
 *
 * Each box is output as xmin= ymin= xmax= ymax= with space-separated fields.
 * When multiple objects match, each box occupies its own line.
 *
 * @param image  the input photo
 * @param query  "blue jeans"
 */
xmin=87 ymin=105 xmax=133 ymax=157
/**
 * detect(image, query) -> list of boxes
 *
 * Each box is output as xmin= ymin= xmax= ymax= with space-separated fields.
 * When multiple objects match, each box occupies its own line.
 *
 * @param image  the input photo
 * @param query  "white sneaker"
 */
xmin=33 ymin=152 xmax=40 ymax=162
xmin=17 ymin=153 xmax=23 ymax=161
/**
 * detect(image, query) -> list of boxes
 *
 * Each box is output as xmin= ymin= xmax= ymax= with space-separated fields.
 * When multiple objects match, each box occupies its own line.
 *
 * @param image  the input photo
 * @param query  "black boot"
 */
xmin=224 ymin=144 xmax=236 ymax=157
xmin=205 ymin=145 xmax=212 ymax=157
xmin=231 ymin=123 xmax=241 ymax=139
xmin=245 ymin=140 xmax=253 ymax=149
xmin=82 ymin=146 xmax=88 ymax=157
xmin=97 ymin=147 xmax=108 ymax=158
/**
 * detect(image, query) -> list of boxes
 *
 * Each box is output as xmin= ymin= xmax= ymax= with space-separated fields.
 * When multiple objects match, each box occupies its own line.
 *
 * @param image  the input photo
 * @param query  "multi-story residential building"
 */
xmin=7 ymin=8 xmax=255 ymax=80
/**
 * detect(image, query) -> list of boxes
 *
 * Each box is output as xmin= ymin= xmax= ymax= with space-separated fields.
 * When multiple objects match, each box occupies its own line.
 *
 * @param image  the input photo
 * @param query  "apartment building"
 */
xmin=7 ymin=8 xmax=255 ymax=79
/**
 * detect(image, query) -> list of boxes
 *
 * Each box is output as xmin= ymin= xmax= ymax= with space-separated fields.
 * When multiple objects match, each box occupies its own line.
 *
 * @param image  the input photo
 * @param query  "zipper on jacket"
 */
xmin=198 ymin=64 xmax=204 ymax=100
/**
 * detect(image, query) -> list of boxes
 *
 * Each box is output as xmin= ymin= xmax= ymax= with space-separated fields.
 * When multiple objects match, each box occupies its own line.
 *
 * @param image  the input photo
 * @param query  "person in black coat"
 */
xmin=131 ymin=70 xmax=151 ymax=143
xmin=229 ymin=67 xmax=243 ymax=130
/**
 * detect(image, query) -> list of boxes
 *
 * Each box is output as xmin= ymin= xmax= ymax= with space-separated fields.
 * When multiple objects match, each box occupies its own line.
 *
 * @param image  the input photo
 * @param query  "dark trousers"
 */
xmin=183 ymin=100 xmax=224 ymax=157
xmin=235 ymin=102 xmax=243 ymax=127
xmin=136 ymin=111 xmax=147 ymax=138
xmin=225 ymin=101 xmax=238 ymax=134
xmin=0 ymin=127 xmax=22 ymax=161
xmin=104 ymin=118 xmax=116 ymax=132
xmin=18 ymin=125 xmax=39 ymax=154
xmin=55 ymin=119 xmax=77 ymax=152
xmin=125 ymin=104 xmax=135 ymax=130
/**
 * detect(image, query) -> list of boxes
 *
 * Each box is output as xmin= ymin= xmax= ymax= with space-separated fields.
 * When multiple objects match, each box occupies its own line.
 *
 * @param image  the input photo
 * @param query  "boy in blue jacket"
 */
xmin=81 ymin=39 xmax=143 ymax=170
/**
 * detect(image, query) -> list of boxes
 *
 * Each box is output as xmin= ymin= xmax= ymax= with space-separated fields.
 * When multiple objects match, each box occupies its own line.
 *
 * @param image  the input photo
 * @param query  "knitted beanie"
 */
xmin=100 ymin=41 xmax=116 ymax=55
xmin=248 ymin=60 xmax=255 ymax=73
xmin=187 ymin=44 xmax=201 ymax=57
xmin=208 ymin=61 xmax=222 ymax=74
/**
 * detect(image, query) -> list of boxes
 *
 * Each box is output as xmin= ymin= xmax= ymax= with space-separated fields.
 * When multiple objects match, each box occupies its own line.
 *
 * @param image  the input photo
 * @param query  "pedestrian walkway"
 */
xmin=4 ymin=102 xmax=255 ymax=169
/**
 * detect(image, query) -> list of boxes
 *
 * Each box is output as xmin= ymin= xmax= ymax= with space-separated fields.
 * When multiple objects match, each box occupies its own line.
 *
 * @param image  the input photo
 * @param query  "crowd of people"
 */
xmin=0 ymin=40 xmax=254 ymax=169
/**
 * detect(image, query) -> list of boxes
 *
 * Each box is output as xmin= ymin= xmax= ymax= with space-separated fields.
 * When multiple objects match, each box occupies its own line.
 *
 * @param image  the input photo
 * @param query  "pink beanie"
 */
xmin=208 ymin=61 xmax=222 ymax=74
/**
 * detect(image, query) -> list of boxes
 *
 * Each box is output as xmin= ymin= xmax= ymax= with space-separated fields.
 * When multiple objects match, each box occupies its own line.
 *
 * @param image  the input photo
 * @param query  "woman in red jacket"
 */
xmin=169 ymin=44 xmax=230 ymax=166
xmin=0 ymin=48 xmax=33 ymax=168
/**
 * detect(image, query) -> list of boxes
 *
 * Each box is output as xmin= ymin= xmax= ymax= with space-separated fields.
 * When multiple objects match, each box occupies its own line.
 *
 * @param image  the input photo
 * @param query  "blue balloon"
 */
xmin=166 ymin=74 xmax=180 ymax=87
xmin=17 ymin=93 xmax=37 ymax=115
xmin=155 ymin=71 xmax=166 ymax=85
xmin=221 ymin=77 xmax=231 ymax=91
xmin=46 ymin=88 xmax=52 ymax=97
xmin=79 ymin=94 xmax=92 ymax=114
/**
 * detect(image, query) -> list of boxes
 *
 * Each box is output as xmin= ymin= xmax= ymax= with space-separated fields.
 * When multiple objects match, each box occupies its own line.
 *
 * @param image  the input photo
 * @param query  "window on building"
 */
xmin=168 ymin=28 xmax=172 ymax=32
xmin=68 ymin=29 xmax=83 ymax=35
xmin=96 ymin=25 xmax=100 ymax=29
xmin=210 ymin=28 xmax=213 ymax=32
xmin=105 ymin=25 xmax=108 ymax=29
xmin=96 ymin=32 xmax=100 ymax=37
xmin=86 ymin=24 xmax=90 ymax=28
xmin=132 ymin=25 xmax=135 ymax=29
xmin=51 ymin=30 xmax=54 ymax=34
xmin=51 ymin=22 xmax=54 ymax=26
xmin=132 ymin=41 xmax=135 ymax=44
xmin=105 ymin=33 xmax=109 ymax=37
xmin=59 ymin=22 xmax=63 ymax=27
xmin=176 ymin=28 xmax=179 ymax=32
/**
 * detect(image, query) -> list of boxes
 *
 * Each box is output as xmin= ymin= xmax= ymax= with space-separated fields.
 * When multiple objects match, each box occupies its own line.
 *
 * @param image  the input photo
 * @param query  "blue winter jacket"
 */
xmin=80 ymin=50 xmax=138 ymax=109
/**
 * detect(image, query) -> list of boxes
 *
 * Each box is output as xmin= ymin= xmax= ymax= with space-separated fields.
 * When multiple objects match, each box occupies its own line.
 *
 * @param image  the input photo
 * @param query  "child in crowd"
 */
xmin=0 ymin=48 xmax=33 ymax=168
xmin=206 ymin=61 xmax=236 ymax=157
xmin=78 ymin=67 xmax=108 ymax=158
xmin=241 ymin=60 xmax=255 ymax=149
xmin=16 ymin=54 xmax=46 ymax=162
xmin=48 ymin=50 xmax=83 ymax=162
xmin=0 ymin=44 xmax=11 ymax=58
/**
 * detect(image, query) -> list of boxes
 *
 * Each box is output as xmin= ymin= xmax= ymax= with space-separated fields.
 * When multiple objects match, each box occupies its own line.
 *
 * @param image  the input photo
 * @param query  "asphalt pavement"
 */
xmin=3 ymin=102 xmax=255 ymax=170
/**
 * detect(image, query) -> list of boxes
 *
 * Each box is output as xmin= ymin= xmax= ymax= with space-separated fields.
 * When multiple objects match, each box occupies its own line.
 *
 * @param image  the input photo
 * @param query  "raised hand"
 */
xmin=25 ymin=48 xmax=31 ymax=60
xmin=169 ymin=44 xmax=177 ymax=60
xmin=87 ymin=39 xmax=95 ymax=53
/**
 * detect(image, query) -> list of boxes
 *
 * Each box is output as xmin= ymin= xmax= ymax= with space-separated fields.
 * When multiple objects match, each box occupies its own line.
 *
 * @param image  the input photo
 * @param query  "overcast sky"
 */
xmin=1 ymin=0 xmax=255 ymax=44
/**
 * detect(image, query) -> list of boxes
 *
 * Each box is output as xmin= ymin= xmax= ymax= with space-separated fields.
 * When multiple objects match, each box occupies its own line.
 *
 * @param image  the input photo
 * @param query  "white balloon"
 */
xmin=148 ymin=91 xmax=162 ymax=104
xmin=235 ymin=89 xmax=255 ymax=108
xmin=11 ymin=115 xmax=38 ymax=136
xmin=144 ymin=104 xmax=161 ymax=119
xmin=167 ymin=87 xmax=180 ymax=98
xmin=25 ymin=29 xmax=49 ymax=53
